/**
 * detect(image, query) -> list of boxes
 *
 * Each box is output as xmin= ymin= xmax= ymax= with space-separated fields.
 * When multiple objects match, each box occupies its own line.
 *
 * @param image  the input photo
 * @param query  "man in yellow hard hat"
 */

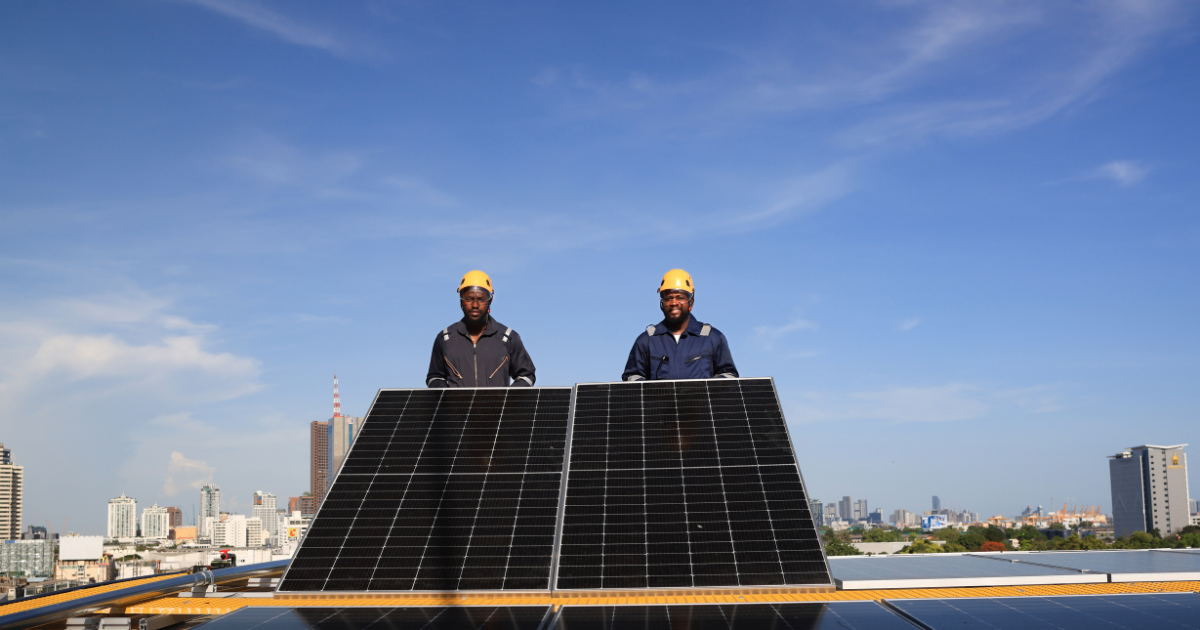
xmin=426 ymin=270 xmax=536 ymax=387
xmin=622 ymin=269 xmax=739 ymax=381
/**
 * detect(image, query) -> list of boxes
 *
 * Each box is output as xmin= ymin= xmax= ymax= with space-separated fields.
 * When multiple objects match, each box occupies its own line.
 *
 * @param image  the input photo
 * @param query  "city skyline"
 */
xmin=2 ymin=1 xmax=1198 ymax=533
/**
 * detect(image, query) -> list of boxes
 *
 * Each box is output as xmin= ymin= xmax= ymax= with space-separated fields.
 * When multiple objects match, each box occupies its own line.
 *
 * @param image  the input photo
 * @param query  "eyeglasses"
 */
xmin=461 ymin=296 xmax=491 ymax=305
xmin=660 ymin=293 xmax=691 ymax=305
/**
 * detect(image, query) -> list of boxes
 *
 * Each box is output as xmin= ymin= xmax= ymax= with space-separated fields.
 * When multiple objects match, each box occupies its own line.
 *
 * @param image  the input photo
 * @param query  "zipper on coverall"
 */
xmin=473 ymin=340 xmax=478 ymax=386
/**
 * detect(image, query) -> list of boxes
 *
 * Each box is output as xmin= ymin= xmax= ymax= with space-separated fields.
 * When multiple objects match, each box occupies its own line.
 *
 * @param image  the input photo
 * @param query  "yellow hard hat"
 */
xmin=458 ymin=270 xmax=493 ymax=295
xmin=657 ymin=269 xmax=694 ymax=294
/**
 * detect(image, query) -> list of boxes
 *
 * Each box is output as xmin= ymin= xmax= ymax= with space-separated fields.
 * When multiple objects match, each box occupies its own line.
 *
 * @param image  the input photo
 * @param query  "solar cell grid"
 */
xmin=196 ymin=606 xmax=552 ymax=630
xmin=552 ymin=602 xmax=914 ymax=630
xmin=887 ymin=593 xmax=1200 ymax=630
xmin=278 ymin=388 xmax=570 ymax=593
xmin=556 ymin=378 xmax=831 ymax=590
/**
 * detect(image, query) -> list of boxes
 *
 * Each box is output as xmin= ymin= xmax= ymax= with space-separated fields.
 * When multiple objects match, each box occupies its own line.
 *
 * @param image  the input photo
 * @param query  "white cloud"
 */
xmin=1096 ymin=160 xmax=1150 ymax=186
xmin=755 ymin=318 xmax=818 ymax=348
xmin=175 ymin=0 xmax=348 ymax=56
xmin=29 ymin=334 xmax=258 ymax=386
xmin=898 ymin=318 xmax=921 ymax=331
xmin=162 ymin=450 xmax=216 ymax=497
xmin=786 ymin=383 xmax=1065 ymax=424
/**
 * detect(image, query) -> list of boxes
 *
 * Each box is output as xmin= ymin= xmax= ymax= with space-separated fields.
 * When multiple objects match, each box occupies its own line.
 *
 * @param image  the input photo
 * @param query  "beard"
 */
xmin=662 ymin=305 xmax=691 ymax=327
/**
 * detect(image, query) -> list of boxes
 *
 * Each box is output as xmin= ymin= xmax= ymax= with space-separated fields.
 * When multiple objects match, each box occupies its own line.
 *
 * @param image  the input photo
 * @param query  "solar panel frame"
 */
xmin=277 ymin=387 xmax=573 ymax=594
xmin=553 ymin=377 xmax=833 ymax=592
xmin=194 ymin=605 xmax=555 ymax=630
xmin=883 ymin=592 xmax=1200 ymax=630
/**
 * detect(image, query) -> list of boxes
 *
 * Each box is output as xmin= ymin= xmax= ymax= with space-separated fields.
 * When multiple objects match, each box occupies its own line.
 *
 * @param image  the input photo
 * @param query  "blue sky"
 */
xmin=1 ymin=0 xmax=1198 ymax=534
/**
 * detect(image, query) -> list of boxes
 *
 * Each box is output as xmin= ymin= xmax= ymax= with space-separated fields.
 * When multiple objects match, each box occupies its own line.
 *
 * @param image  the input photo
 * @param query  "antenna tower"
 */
xmin=333 ymin=374 xmax=342 ymax=418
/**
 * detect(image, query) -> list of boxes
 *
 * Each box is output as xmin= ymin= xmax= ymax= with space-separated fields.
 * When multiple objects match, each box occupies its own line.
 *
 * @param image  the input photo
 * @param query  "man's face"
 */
xmin=460 ymin=288 xmax=491 ymax=323
xmin=659 ymin=290 xmax=693 ymax=325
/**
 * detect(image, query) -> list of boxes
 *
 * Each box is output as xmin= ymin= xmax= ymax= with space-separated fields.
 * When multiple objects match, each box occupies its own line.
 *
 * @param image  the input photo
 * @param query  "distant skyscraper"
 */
xmin=107 ymin=494 xmax=138 ymax=539
xmin=838 ymin=496 xmax=851 ymax=520
xmin=0 ymin=443 xmax=23 ymax=540
xmin=311 ymin=420 xmax=331 ymax=506
xmin=141 ymin=504 xmax=170 ymax=540
xmin=1191 ymin=499 xmax=1199 ymax=515
xmin=199 ymin=484 xmax=220 ymax=537
xmin=253 ymin=491 xmax=278 ymax=538
xmin=329 ymin=415 xmax=359 ymax=481
xmin=166 ymin=506 xmax=183 ymax=529
xmin=212 ymin=514 xmax=247 ymax=547
xmin=853 ymin=499 xmax=868 ymax=521
xmin=1110 ymin=444 xmax=1190 ymax=537
xmin=247 ymin=517 xmax=264 ymax=547
xmin=809 ymin=500 xmax=824 ymax=527
xmin=932 ymin=496 xmax=940 ymax=511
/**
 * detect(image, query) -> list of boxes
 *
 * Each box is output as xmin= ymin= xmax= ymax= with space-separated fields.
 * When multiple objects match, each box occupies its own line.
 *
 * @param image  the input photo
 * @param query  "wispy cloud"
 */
xmin=785 ymin=382 xmax=1066 ymax=424
xmin=161 ymin=450 xmax=215 ymax=497
xmin=755 ymin=318 xmax=818 ymax=349
xmin=176 ymin=0 xmax=355 ymax=57
xmin=1096 ymin=160 xmax=1150 ymax=186
xmin=898 ymin=318 xmax=921 ymax=331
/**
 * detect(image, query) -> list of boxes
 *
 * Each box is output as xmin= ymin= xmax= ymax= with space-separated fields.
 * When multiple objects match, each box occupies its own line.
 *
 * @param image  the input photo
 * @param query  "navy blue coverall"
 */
xmin=621 ymin=315 xmax=739 ymax=381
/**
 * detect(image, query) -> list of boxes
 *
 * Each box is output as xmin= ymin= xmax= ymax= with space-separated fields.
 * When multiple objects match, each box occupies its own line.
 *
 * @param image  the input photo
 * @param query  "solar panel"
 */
xmin=829 ymin=554 xmax=1106 ymax=589
xmin=551 ymin=602 xmax=914 ymax=630
xmin=975 ymin=550 xmax=1200 ymax=582
xmin=887 ymin=593 xmax=1200 ymax=630
xmin=195 ymin=606 xmax=552 ymax=630
xmin=278 ymin=388 xmax=571 ymax=592
xmin=555 ymin=378 xmax=831 ymax=590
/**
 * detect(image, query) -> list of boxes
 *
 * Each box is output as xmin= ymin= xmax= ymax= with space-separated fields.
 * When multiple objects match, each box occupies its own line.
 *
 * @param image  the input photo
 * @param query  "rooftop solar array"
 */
xmin=196 ymin=606 xmax=552 ymax=630
xmin=829 ymin=554 xmax=1105 ymax=590
xmin=278 ymin=388 xmax=571 ymax=592
xmin=974 ymin=550 xmax=1200 ymax=582
xmin=887 ymin=593 xmax=1200 ymax=630
xmin=555 ymin=379 xmax=831 ymax=590
xmin=551 ymin=602 xmax=915 ymax=630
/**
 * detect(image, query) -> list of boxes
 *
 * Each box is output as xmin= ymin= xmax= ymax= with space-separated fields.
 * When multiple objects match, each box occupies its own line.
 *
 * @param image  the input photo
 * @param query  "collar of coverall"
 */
xmin=653 ymin=313 xmax=704 ymax=337
xmin=452 ymin=315 xmax=500 ymax=337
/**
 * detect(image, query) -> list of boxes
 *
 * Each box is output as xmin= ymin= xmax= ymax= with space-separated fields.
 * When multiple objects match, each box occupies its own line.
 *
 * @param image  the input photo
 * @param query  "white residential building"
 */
xmin=0 ymin=443 xmax=23 ymax=540
xmin=246 ymin=517 xmax=264 ymax=547
xmin=199 ymin=484 xmax=220 ymax=537
xmin=107 ymin=494 xmax=138 ymax=539
xmin=212 ymin=514 xmax=247 ymax=547
xmin=141 ymin=504 xmax=171 ymax=540
xmin=252 ymin=491 xmax=278 ymax=539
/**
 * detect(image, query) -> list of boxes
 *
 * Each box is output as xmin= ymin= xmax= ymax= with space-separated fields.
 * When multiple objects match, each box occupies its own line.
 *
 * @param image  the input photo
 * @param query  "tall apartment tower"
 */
xmin=141 ymin=504 xmax=171 ymax=540
xmin=253 ymin=491 xmax=278 ymax=538
xmin=107 ymin=494 xmax=138 ymax=539
xmin=329 ymin=416 xmax=359 ymax=480
xmin=853 ymin=499 xmax=868 ymax=521
xmin=166 ymin=506 xmax=183 ymax=529
xmin=199 ymin=484 xmax=220 ymax=537
xmin=1109 ymin=444 xmax=1191 ymax=538
xmin=311 ymin=420 xmax=331 ymax=507
xmin=0 ymin=443 xmax=23 ymax=540
xmin=932 ymin=496 xmax=941 ymax=511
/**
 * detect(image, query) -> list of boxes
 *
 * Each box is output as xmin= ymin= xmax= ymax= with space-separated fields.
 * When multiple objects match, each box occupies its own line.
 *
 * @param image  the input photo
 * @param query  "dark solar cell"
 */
xmin=888 ymin=593 xmax=1200 ymax=630
xmin=556 ymin=378 xmax=831 ymax=590
xmin=196 ymin=606 xmax=551 ymax=630
xmin=278 ymin=388 xmax=570 ymax=592
xmin=552 ymin=602 xmax=913 ymax=630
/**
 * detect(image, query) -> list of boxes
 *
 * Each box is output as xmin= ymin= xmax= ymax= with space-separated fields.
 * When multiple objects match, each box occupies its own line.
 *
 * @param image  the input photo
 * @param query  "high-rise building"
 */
xmin=199 ymin=484 xmax=220 ymax=537
xmin=107 ymin=494 xmax=138 ymax=539
xmin=289 ymin=495 xmax=317 ymax=517
xmin=809 ymin=500 xmax=824 ymax=527
xmin=311 ymin=420 xmax=330 ymax=506
xmin=141 ymin=504 xmax=170 ymax=540
xmin=328 ymin=415 xmax=359 ymax=481
xmin=932 ymin=496 xmax=941 ymax=511
xmin=253 ymin=491 xmax=278 ymax=539
xmin=0 ymin=443 xmax=23 ymax=540
xmin=838 ymin=496 xmax=851 ymax=520
xmin=1109 ymin=444 xmax=1191 ymax=538
xmin=891 ymin=509 xmax=919 ymax=527
xmin=853 ymin=499 xmax=868 ymax=521
xmin=166 ymin=506 xmax=183 ymax=529
xmin=247 ymin=517 xmax=264 ymax=547
xmin=1191 ymin=499 xmax=1198 ymax=515
xmin=823 ymin=504 xmax=838 ymax=524
xmin=212 ymin=514 xmax=247 ymax=547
